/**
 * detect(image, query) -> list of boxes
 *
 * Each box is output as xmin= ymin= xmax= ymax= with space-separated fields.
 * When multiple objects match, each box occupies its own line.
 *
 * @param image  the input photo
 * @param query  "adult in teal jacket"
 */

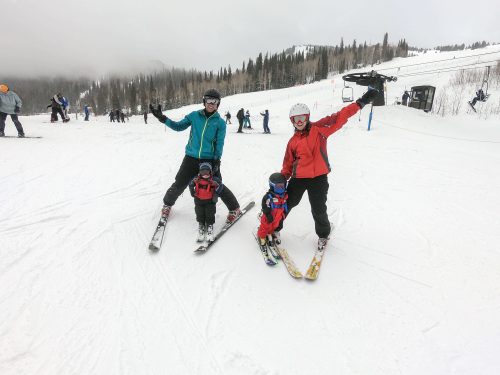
xmin=0 ymin=84 xmax=25 ymax=137
xmin=150 ymin=89 xmax=241 ymax=223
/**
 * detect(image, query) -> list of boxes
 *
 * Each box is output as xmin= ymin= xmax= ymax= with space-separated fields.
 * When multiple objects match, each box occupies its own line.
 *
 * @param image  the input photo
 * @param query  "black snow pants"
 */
xmin=278 ymin=174 xmax=331 ymax=238
xmin=0 ymin=112 xmax=24 ymax=135
xmin=164 ymin=155 xmax=239 ymax=211
xmin=194 ymin=199 xmax=217 ymax=225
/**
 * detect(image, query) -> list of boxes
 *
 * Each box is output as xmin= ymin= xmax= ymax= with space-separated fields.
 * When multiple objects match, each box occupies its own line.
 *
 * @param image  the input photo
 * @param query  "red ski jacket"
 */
xmin=281 ymin=103 xmax=360 ymax=179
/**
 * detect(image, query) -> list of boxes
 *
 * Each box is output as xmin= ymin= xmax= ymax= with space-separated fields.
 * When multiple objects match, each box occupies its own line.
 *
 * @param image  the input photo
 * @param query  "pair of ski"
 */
xmin=255 ymin=235 xmax=325 ymax=280
xmin=148 ymin=201 xmax=256 ymax=252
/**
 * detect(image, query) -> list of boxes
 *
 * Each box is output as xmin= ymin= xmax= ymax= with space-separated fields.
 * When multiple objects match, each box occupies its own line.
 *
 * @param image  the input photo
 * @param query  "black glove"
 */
xmin=212 ymin=159 xmax=220 ymax=174
xmin=356 ymin=88 xmax=379 ymax=109
xmin=149 ymin=104 xmax=167 ymax=123
xmin=14 ymin=106 xmax=20 ymax=113
xmin=265 ymin=212 xmax=274 ymax=223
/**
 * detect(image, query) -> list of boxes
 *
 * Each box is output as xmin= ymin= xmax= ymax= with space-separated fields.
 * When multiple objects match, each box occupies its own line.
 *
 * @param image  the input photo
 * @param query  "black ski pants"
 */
xmin=237 ymin=118 xmax=244 ymax=133
xmin=163 ymin=155 xmax=239 ymax=211
xmin=0 ymin=112 xmax=24 ymax=135
xmin=279 ymin=174 xmax=331 ymax=238
xmin=194 ymin=199 xmax=216 ymax=225
xmin=51 ymin=107 xmax=66 ymax=121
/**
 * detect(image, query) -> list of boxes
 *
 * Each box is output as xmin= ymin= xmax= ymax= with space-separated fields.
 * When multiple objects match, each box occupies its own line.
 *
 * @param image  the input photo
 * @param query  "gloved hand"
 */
xmin=265 ymin=212 xmax=274 ymax=223
xmin=212 ymin=159 xmax=220 ymax=174
xmin=356 ymin=88 xmax=379 ymax=109
xmin=149 ymin=104 xmax=167 ymax=123
xmin=14 ymin=106 xmax=20 ymax=113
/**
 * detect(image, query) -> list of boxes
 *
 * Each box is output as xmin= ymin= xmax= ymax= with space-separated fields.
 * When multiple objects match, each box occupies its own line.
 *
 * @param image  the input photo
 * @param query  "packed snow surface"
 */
xmin=1 ymin=46 xmax=500 ymax=375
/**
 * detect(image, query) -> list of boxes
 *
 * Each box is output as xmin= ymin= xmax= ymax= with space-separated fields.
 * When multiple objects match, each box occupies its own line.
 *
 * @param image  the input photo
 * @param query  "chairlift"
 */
xmin=341 ymin=82 xmax=354 ymax=103
xmin=480 ymin=66 xmax=491 ymax=101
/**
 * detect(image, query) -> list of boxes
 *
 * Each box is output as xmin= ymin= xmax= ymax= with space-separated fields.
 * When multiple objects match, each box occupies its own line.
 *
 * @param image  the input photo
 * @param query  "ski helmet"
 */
xmin=269 ymin=173 xmax=287 ymax=194
xmin=0 ymin=84 xmax=9 ymax=93
xmin=289 ymin=103 xmax=310 ymax=118
xmin=199 ymin=162 xmax=212 ymax=178
xmin=289 ymin=103 xmax=310 ymax=128
xmin=203 ymin=89 xmax=221 ymax=105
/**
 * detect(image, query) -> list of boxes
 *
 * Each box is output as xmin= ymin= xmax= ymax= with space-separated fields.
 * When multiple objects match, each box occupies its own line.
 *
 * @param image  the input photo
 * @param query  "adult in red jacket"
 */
xmin=280 ymin=89 xmax=378 ymax=250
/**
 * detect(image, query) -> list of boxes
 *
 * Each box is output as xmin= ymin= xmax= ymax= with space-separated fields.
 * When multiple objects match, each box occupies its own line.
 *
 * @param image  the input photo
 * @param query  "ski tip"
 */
xmin=194 ymin=246 xmax=208 ymax=253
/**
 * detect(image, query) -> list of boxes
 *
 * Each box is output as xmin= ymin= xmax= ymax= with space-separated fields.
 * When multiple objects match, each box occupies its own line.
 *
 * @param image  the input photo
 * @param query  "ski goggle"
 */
xmin=290 ymin=114 xmax=309 ymax=126
xmin=204 ymin=98 xmax=220 ymax=105
xmin=270 ymin=181 xmax=286 ymax=194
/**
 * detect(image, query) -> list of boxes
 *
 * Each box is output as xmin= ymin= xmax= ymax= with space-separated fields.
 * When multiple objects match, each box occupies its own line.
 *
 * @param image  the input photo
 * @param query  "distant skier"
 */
xmin=260 ymin=109 xmax=270 ymax=133
xmin=61 ymin=96 xmax=70 ymax=119
xmin=257 ymin=173 xmax=288 ymax=246
xmin=143 ymin=111 xmax=148 ymax=124
xmin=236 ymin=108 xmax=244 ymax=133
xmin=402 ymin=91 xmax=410 ymax=106
xmin=224 ymin=111 xmax=231 ymax=124
xmin=109 ymin=110 xmax=115 ymax=122
xmin=84 ymin=105 xmax=91 ymax=121
xmin=189 ymin=162 xmax=224 ymax=242
xmin=47 ymin=93 xmax=69 ymax=123
xmin=149 ymin=88 xmax=241 ymax=224
xmin=279 ymin=88 xmax=378 ymax=250
xmin=243 ymin=110 xmax=252 ymax=128
xmin=0 ymin=84 xmax=25 ymax=137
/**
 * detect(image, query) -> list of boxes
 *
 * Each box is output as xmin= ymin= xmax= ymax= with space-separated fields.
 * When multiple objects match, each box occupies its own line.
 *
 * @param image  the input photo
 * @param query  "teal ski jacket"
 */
xmin=164 ymin=110 xmax=226 ymax=160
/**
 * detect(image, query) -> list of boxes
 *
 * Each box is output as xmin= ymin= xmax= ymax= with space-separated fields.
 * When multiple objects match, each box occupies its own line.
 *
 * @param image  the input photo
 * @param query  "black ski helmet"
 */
xmin=199 ymin=162 xmax=212 ymax=178
xmin=203 ymin=89 xmax=221 ymax=104
xmin=269 ymin=173 xmax=287 ymax=194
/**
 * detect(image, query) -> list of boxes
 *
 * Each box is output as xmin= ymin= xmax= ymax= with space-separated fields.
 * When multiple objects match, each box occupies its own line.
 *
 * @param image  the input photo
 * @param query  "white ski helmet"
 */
xmin=289 ymin=103 xmax=310 ymax=119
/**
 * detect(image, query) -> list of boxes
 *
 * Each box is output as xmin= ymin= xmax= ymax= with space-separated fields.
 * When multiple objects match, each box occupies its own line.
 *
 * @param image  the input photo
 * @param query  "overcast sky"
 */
xmin=3 ymin=0 xmax=499 ymax=78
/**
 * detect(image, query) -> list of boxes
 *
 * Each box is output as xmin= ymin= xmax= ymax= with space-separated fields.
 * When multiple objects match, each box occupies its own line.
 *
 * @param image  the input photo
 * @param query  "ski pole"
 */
xmin=367 ymin=104 xmax=374 ymax=131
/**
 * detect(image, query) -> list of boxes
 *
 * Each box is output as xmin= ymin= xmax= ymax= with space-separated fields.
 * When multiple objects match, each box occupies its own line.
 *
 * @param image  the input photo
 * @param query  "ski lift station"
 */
xmin=409 ymin=85 xmax=436 ymax=112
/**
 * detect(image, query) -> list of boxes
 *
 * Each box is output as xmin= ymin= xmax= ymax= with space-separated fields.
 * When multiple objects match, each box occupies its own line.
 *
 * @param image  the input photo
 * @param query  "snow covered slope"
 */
xmin=1 ymin=47 xmax=500 ymax=375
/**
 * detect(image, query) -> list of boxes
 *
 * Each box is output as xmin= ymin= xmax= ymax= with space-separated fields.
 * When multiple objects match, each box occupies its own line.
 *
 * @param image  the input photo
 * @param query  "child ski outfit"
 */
xmin=189 ymin=162 xmax=224 ymax=242
xmin=257 ymin=173 xmax=288 ymax=245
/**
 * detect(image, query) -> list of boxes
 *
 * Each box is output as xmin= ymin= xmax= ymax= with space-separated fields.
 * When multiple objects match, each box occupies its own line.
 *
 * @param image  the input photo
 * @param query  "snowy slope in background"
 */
xmin=1 ymin=47 xmax=500 ymax=375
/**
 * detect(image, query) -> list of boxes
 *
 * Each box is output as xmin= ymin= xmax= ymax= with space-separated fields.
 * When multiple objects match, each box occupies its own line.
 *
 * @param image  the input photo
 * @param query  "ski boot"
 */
xmin=196 ymin=224 xmax=206 ymax=242
xmin=272 ymin=231 xmax=281 ymax=245
xmin=161 ymin=205 xmax=172 ymax=219
xmin=206 ymin=224 xmax=215 ymax=242
xmin=317 ymin=237 xmax=329 ymax=250
xmin=226 ymin=207 xmax=241 ymax=224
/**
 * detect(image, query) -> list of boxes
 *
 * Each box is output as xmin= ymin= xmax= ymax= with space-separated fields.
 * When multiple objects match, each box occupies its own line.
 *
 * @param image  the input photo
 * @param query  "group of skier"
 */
xmin=224 ymin=108 xmax=270 ymax=133
xmin=149 ymin=87 xmax=379 ymax=251
xmin=47 ymin=93 xmax=70 ymax=123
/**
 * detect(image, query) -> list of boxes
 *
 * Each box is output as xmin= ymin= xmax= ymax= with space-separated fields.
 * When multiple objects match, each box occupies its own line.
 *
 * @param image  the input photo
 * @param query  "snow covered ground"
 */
xmin=1 ymin=46 xmax=500 ymax=375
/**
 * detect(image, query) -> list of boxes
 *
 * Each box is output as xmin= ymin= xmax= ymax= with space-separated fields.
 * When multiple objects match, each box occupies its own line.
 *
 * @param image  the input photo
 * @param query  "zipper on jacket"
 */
xmin=198 ymin=113 xmax=213 ymax=159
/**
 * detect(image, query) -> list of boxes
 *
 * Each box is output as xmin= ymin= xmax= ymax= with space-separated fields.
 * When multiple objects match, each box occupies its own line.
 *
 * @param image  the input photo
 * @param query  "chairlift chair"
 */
xmin=478 ymin=66 xmax=491 ymax=102
xmin=341 ymin=82 xmax=354 ymax=103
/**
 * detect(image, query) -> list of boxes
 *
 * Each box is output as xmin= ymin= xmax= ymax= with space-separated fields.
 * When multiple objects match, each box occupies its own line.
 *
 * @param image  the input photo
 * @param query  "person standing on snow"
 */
xmin=84 ymin=105 xmax=91 ymax=121
xmin=402 ymin=90 xmax=410 ymax=106
xmin=149 ymin=88 xmax=241 ymax=224
xmin=260 ymin=109 xmax=270 ymax=133
xmin=47 ymin=93 xmax=69 ymax=123
xmin=257 ymin=173 xmax=288 ymax=246
xmin=0 ymin=84 xmax=25 ymax=137
xmin=243 ymin=109 xmax=252 ymax=129
xmin=279 ymin=88 xmax=379 ymax=250
xmin=236 ymin=108 xmax=245 ymax=133
xmin=189 ymin=162 xmax=224 ymax=242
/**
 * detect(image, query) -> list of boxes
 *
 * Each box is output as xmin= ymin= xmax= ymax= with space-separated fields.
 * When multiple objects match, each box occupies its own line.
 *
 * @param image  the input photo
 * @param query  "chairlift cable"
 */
xmin=373 ymin=50 xmax=500 ymax=72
